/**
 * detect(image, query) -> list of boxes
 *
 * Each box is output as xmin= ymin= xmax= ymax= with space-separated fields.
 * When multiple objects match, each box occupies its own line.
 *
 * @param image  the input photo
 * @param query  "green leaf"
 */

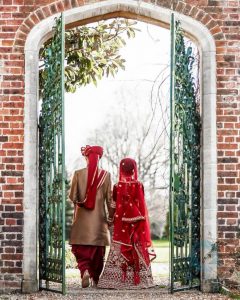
xmin=40 ymin=18 xmax=138 ymax=94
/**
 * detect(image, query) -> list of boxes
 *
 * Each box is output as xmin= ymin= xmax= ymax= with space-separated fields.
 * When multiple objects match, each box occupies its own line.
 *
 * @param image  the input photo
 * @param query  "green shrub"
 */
xmin=65 ymin=242 xmax=78 ymax=269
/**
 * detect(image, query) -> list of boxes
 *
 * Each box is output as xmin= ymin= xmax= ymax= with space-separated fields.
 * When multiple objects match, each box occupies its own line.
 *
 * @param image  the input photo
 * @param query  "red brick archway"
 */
xmin=0 ymin=0 xmax=239 ymax=295
xmin=24 ymin=1 xmax=218 ymax=294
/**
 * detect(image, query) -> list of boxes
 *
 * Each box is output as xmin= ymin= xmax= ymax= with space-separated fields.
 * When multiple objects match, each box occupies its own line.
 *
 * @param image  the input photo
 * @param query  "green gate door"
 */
xmin=169 ymin=14 xmax=201 ymax=292
xmin=39 ymin=13 xmax=66 ymax=294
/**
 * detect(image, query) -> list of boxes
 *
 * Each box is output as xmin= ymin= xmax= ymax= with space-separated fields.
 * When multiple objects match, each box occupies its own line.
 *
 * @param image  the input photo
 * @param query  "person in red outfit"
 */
xmin=69 ymin=145 xmax=114 ymax=288
xmin=98 ymin=158 xmax=156 ymax=289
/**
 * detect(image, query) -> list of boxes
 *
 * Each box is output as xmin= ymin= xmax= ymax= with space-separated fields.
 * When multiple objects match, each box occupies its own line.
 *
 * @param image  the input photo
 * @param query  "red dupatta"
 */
xmin=112 ymin=158 xmax=155 ymax=284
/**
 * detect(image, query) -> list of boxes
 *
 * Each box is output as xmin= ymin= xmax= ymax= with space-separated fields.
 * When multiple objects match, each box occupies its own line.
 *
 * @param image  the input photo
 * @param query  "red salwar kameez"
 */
xmin=69 ymin=146 xmax=113 ymax=286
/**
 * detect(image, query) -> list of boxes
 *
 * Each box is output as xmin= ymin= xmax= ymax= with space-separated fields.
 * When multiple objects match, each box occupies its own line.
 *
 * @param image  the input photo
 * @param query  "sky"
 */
xmin=65 ymin=20 xmax=171 ymax=174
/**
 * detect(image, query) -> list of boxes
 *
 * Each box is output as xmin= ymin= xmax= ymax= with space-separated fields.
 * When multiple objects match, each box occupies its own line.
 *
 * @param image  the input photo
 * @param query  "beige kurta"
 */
xmin=68 ymin=168 xmax=113 ymax=246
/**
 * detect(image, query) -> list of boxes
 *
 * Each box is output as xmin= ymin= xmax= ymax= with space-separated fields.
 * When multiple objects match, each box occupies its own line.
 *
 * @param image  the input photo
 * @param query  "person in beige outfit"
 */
xmin=69 ymin=145 xmax=114 ymax=288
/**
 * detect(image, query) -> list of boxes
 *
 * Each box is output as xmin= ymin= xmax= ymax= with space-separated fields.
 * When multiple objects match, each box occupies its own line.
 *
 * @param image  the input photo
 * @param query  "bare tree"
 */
xmin=89 ymin=98 xmax=168 ymax=187
xmin=84 ymin=78 xmax=170 ymax=239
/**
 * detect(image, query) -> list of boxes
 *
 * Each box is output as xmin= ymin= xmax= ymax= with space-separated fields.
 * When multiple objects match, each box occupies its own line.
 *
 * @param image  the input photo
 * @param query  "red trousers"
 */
xmin=71 ymin=245 xmax=105 ymax=283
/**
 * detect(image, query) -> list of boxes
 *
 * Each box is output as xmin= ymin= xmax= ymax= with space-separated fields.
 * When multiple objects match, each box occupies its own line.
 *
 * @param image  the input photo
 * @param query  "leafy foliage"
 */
xmin=65 ymin=242 xmax=77 ymax=269
xmin=39 ymin=18 xmax=139 ymax=94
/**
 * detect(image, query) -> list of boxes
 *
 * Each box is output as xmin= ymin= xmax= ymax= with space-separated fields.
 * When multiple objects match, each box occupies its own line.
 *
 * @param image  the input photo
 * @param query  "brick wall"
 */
xmin=0 ymin=0 xmax=239 ymax=293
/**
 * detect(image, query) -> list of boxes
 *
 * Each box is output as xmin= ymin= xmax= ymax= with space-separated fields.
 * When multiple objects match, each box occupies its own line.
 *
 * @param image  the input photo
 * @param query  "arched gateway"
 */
xmin=23 ymin=0 xmax=217 ymax=294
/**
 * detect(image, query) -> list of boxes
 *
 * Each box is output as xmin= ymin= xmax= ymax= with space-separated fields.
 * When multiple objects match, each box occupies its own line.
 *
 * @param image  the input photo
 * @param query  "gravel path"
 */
xmin=0 ymin=278 xmax=231 ymax=300
xmin=0 ymin=289 xmax=231 ymax=300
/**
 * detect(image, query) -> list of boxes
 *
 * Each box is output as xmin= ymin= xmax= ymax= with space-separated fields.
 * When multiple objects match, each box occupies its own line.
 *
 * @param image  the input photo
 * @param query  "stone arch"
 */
xmin=23 ymin=0 xmax=217 ymax=293
xmin=15 ymin=0 xmax=224 ymax=50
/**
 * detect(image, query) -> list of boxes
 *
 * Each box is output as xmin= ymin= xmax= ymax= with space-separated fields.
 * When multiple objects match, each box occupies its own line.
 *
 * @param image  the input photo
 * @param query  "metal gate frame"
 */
xmin=39 ymin=13 xmax=66 ymax=295
xmin=169 ymin=13 xmax=201 ymax=293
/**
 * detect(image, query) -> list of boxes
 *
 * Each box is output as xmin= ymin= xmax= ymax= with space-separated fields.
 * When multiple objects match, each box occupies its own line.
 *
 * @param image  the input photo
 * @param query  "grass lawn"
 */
xmin=152 ymin=239 xmax=170 ymax=248
xmin=152 ymin=240 xmax=170 ymax=264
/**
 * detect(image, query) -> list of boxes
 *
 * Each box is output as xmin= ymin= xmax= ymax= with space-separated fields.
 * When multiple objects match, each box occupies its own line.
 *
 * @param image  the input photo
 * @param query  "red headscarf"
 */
xmin=113 ymin=158 xmax=155 ymax=284
xmin=80 ymin=145 xmax=106 ymax=210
